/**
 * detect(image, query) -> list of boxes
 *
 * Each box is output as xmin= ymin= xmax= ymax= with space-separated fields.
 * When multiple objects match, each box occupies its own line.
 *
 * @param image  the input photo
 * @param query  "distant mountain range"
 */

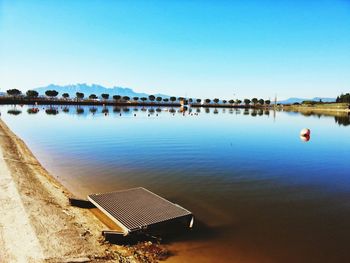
xmin=34 ymin=84 xmax=170 ymax=98
xmin=277 ymin=97 xmax=336 ymax=104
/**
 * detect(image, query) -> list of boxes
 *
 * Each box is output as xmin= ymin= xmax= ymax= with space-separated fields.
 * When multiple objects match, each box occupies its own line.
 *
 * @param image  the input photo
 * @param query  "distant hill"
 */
xmin=278 ymin=97 xmax=336 ymax=104
xmin=34 ymin=84 xmax=170 ymax=98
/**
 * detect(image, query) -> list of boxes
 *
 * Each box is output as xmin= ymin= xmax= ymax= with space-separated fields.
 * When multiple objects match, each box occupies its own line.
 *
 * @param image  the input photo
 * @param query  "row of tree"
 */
xmin=336 ymin=93 xmax=350 ymax=103
xmin=5 ymin=89 xmax=271 ymax=106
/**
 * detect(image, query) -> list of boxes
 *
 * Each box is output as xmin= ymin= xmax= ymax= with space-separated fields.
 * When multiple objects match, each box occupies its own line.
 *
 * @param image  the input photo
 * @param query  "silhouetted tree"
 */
xmin=26 ymin=90 xmax=39 ymax=99
xmin=45 ymin=90 xmax=59 ymax=99
xmin=76 ymin=92 xmax=84 ymax=101
xmin=258 ymin=99 xmax=264 ymax=105
xmin=122 ymin=96 xmax=130 ymax=102
xmin=156 ymin=96 xmax=162 ymax=103
xmin=141 ymin=97 xmax=147 ymax=103
xmin=149 ymin=95 xmax=155 ymax=103
xmin=265 ymin=100 xmax=271 ymax=105
xmin=170 ymin=96 xmax=176 ymax=103
xmin=205 ymin=99 xmax=211 ymax=104
xmin=7 ymin=89 xmax=22 ymax=98
xmin=235 ymin=99 xmax=242 ymax=105
xmin=213 ymin=98 xmax=220 ymax=105
xmin=163 ymin=98 xmax=169 ymax=102
xmin=229 ymin=99 xmax=234 ymax=105
xmin=101 ymin=93 xmax=109 ymax=101
xmin=133 ymin=96 xmax=139 ymax=102
xmin=89 ymin=94 xmax=97 ymax=100
xmin=244 ymin=99 xmax=251 ymax=106
xmin=336 ymin=93 xmax=350 ymax=103
xmin=113 ymin=95 xmax=121 ymax=102
xmin=196 ymin=98 xmax=201 ymax=104
xmin=251 ymin=98 xmax=258 ymax=106
xmin=62 ymin=93 xmax=70 ymax=99
xmin=222 ymin=100 xmax=227 ymax=105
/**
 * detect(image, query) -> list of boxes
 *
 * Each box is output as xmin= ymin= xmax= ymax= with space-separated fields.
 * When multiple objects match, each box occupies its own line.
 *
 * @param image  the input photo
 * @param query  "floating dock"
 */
xmin=87 ymin=187 xmax=194 ymax=236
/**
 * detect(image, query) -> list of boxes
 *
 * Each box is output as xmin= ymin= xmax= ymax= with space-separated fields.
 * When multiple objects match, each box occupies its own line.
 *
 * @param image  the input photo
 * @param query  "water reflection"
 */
xmin=45 ymin=107 xmax=59 ymax=115
xmin=4 ymin=105 xmax=349 ymax=126
xmin=102 ymin=108 xmax=109 ymax=115
xmin=7 ymin=109 xmax=22 ymax=115
xmin=334 ymin=114 xmax=350 ymax=126
xmin=76 ymin=107 xmax=84 ymax=114
xmin=89 ymin=107 xmax=97 ymax=114
xmin=1 ymin=104 xmax=350 ymax=263
xmin=27 ymin=108 xmax=39 ymax=114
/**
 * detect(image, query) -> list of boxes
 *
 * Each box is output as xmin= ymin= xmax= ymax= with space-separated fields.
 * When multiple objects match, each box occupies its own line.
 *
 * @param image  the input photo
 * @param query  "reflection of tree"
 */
xmin=243 ymin=109 xmax=249 ymax=115
xmin=45 ymin=108 xmax=59 ymax=115
xmin=251 ymin=110 xmax=257 ymax=117
xmin=213 ymin=108 xmax=219 ymax=114
xmin=156 ymin=108 xmax=162 ymax=112
xmin=264 ymin=110 xmax=270 ymax=116
xmin=113 ymin=107 xmax=121 ymax=113
xmin=196 ymin=108 xmax=201 ymax=113
xmin=27 ymin=108 xmax=39 ymax=114
xmin=89 ymin=107 xmax=97 ymax=114
xmin=102 ymin=108 xmax=109 ymax=114
xmin=76 ymin=107 xmax=84 ymax=114
xmin=149 ymin=108 xmax=155 ymax=114
xmin=7 ymin=109 xmax=22 ymax=115
xmin=62 ymin=107 xmax=69 ymax=113
xmin=169 ymin=108 xmax=176 ymax=114
xmin=335 ymin=114 xmax=350 ymax=126
xmin=123 ymin=108 xmax=130 ymax=112
xmin=205 ymin=108 xmax=210 ymax=114
xmin=300 ymin=112 xmax=312 ymax=117
xmin=258 ymin=109 xmax=263 ymax=116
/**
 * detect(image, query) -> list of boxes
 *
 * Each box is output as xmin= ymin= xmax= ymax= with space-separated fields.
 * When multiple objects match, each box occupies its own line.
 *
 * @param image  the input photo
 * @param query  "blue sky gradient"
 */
xmin=0 ymin=0 xmax=349 ymax=99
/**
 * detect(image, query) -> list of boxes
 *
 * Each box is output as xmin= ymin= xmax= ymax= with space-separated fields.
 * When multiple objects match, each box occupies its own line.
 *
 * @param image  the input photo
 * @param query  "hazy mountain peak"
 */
xmin=34 ymin=84 xmax=170 ymax=98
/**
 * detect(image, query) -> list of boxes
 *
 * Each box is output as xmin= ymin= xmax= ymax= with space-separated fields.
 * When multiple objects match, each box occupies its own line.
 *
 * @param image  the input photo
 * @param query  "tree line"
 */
xmin=336 ymin=93 xmax=350 ymax=103
xmin=4 ymin=89 xmax=271 ymax=106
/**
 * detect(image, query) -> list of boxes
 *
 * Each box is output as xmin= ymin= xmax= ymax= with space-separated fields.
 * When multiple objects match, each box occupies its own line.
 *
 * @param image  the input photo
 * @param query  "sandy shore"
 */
xmin=0 ymin=119 xmax=140 ymax=262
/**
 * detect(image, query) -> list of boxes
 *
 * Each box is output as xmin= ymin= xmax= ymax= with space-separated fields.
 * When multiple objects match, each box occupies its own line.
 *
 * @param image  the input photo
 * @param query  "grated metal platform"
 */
xmin=88 ymin=187 xmax=193 ymax=235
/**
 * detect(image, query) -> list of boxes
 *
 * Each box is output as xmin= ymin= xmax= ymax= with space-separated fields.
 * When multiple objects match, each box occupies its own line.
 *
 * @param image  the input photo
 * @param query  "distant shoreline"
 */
xmin=1 ymin=97 xmax=349 ymax=113
xmin=0 ymin=97 xmax=269 ymax=109
xmin=283 ymin=104 xmax=350 ymax=113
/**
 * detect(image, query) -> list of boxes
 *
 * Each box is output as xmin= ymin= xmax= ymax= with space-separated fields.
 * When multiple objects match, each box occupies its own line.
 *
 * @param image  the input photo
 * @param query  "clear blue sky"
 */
xmin=0 ymin=0 xmax=349 ymax=99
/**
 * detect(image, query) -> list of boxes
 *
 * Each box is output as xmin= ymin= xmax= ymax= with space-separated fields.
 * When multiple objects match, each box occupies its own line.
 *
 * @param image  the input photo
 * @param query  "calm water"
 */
xmin=1 ymin=105 xmax=350 ymax=263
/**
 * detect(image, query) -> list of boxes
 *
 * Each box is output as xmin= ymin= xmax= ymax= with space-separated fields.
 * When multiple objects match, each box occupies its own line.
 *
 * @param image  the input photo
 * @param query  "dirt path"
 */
xmin=0 ymin=146 xmax=44 ymax=262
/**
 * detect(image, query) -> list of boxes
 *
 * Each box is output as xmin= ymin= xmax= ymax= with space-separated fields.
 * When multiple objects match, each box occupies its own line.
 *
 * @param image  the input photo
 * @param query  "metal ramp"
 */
xmin=88 ymin=187 xmax=193 ymax=236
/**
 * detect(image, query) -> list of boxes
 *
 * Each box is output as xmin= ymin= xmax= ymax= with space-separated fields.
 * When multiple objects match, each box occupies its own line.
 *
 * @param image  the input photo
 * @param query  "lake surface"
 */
xmin=1 ymin=104 xmax=350 ymax=263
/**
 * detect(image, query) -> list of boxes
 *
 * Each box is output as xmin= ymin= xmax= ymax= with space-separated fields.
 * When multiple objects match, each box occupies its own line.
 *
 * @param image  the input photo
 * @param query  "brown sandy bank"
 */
xmin=0 ymin=119 xmax=170 ymax=262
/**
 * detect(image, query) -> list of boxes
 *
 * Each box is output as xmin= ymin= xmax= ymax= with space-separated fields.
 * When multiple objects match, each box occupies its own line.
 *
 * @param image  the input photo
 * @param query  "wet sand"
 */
xmin=0 ymin=119 xmax=134 ymax=262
